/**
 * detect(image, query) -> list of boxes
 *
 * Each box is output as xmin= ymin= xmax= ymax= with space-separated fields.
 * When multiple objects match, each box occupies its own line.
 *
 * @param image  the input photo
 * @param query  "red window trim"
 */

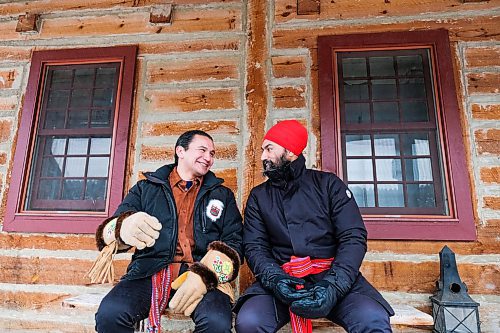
xmin=4 ymin=45 xmax=137 ymax=234
xmin=318 ymin=29 xmax=476 ymax=240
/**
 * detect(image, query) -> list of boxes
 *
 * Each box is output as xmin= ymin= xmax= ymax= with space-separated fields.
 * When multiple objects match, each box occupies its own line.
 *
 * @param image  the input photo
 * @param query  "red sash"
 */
xmin=148 ymin=266 xmax=172 ymax=333
xmin=282 ymin=256 xmax=334 ymax=333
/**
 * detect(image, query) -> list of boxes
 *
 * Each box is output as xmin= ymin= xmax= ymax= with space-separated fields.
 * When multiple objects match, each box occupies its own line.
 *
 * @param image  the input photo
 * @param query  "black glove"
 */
xmin=289 ymin=280 xmax=337 ymax=318
xmin=269 ymin=274 xmax=313 ymax=305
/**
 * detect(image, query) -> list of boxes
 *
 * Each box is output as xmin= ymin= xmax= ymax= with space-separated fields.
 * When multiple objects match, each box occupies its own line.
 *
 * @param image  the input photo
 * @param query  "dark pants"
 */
xmin=235 ymin=292 xmax=392 ymax=333
xmin=95 ymin=276 xmax=232 ymax=333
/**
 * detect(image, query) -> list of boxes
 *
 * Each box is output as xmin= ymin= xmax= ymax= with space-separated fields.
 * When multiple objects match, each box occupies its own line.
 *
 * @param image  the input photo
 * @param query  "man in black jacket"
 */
xmin=93 ymin=130 xmax=243 ymax=333
xmin=234 ymin=120 xmax=393 ymax=333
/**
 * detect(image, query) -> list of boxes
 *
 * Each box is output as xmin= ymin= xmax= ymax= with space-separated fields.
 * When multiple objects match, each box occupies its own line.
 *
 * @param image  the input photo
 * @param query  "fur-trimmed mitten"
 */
xmin=168 ymin=241 xmax=240 ymax=316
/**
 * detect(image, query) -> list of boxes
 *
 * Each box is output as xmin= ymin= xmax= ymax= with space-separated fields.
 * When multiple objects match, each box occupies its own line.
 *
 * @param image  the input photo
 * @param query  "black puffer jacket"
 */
xmin=235 ymin=155 xmax=393 ymax=315
xmin=112 ymin=164 xmax=243 ymax=280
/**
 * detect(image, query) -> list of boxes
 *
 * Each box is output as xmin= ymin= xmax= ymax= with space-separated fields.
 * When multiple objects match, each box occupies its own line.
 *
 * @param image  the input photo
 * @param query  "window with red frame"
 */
xmin=318 ymin=30 xmax=476 ymax=240
xmin=4 ymin=46 xmax=136 ymax=233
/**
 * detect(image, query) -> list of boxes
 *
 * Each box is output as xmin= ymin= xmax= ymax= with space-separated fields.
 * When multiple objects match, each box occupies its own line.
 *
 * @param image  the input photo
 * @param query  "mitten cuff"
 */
xmin=95 ymin=215 xmax=117 ymax=251
xmin=207 ymin=241 xmax=241 ymax=282
xmin=114 ymin=211 xmax=136 ymax=247
xmin=189 ymin=263 xmax=219 ymax=291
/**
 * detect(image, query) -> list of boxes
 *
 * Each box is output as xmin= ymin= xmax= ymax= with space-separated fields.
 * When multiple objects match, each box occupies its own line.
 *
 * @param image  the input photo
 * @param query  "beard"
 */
xmin=262 ymin=153 xmax=291 ymax=181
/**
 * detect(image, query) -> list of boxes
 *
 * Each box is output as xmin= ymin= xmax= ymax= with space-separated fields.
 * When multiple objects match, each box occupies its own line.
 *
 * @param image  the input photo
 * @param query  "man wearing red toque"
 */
xmin=234 ymin=120 xmax=394 ymax=333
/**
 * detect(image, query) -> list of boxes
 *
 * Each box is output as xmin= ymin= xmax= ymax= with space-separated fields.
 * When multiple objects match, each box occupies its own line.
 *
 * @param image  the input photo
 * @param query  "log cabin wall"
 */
xmin=0 ymin=0 xmax=498 ymax=330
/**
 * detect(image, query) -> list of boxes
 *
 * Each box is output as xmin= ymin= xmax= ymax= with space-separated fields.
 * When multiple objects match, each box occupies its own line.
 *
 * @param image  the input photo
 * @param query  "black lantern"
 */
xmin=430 ymin=246 xmax=481 ymax=333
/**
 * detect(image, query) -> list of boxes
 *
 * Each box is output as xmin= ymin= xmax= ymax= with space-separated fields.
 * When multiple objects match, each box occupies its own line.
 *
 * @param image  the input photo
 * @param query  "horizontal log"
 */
xmin=275 ymin=0 xmax=496 ymax=24
xmin=142 ymin=120 xmax=240 ymax=136
xmin=465 ymin=46 xmax=500 ymax=67
xmin=467 ymin=73 xmax=500 ymax=94
xmin=271 ymin=55 xmax=307 ymax=78
xmin=144 ymin=88 xmax=239 ymax=112
xmin=272 ymin=85 xmax=306 ymax=109
xmin=471 ymin=104 xmax=500 ymax=120
xmin=146 ymin=57 xmax=239 ymax=84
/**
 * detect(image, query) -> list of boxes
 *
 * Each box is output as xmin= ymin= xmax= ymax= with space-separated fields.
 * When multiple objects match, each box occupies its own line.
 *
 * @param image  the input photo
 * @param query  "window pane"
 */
xmin=374 ymin=134 xmax=400 ymax=156
xmin=349 ymin=184 xmax=375 ymax=207
xmin=64 ymin=157 xmax=86 ymax=177
xmin=400 ymin=78 xmax=426 ymax=98
xmin=344 ymin=80 xmax=369 ymax=100
xmin=345 ymin=103 xmax=370 ymax=124
xmin=67 ymin=138 xmax=89 ymax=155
xmin=378 ymin=184 xmax=404 ymax=207
xmin=62 ymin=179 xmax=84 ymax=200
xmin=401 ymin=101 xmax=429 ymax=122
xmin=44 ymin=138 xmax=66 ymax=155
xmin=85 ymin=179 xmax=107 ymax=200
xmin=90 ymin=138 xmax=111 ymax=154
xmin=91 ymin=109 xmax=112 ymax=128
xmin=68 ymin=109 xmax=89 ymax=128
xmin=44 ymin=110 xmax=66 ymax=129
xmin=51 ymin=69 xmax=72 ymax=89
xmin=38 ymin=179 xmax=61 ymax=200
xmin=347 ymin=159 xmax=373 ymax=181
xmin=369 ymin=57 xmax=395 ymax=76
xmin=397 ymin=55 xmax=423 ymax=76
xmin=87 ymin=157 xmax=109 ymax=177
xmin=405 ymin=158 xmax=433 ymax=181
xmin=73 ymin=68 xmax=94 ymax=88
xmin=47 ymin=90 xmax=69 ymax=109
xmin=70 ymin=89 xmax=92 ymax=107
xmin=96 ymin=67 xmax=117 ymax=88
xmin=373 ymin=102 xmax=399 ymax=123
xmin=93 ymin=88 xmax=114 ymax=107
xmin=41 ymin=157 xmax=64 ymax=177
xmin=402 ymin=134 xmax=430 ymax=156
xmin=372 ymin=79 xmax=397 ymax=100
xmin=346 ymin=135 xmax=372 ymax=156
xmin=342 ymin=58 xmax=367 ymax=78
xmin=407 ymin=184 xmax=435 ymax=208
xmin=376 ymin=159 xmax=402 ymax=181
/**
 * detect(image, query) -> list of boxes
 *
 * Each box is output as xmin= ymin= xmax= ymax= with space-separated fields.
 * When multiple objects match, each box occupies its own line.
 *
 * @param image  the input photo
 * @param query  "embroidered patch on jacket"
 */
xmin=346 ymin=189 xmax=352 ymax=199
xmin=206 ymin=199 xmax=224 ymax=222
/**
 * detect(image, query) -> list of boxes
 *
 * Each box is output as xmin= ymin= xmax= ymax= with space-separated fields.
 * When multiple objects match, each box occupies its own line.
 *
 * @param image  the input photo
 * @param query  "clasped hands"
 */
xmin=273 ymin=274 xmax=338 ymax=319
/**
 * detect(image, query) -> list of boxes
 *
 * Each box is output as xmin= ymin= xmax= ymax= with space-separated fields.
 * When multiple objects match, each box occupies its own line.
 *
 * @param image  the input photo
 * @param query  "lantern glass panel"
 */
xmin=444 ymin=307 xmax=479 ymax=333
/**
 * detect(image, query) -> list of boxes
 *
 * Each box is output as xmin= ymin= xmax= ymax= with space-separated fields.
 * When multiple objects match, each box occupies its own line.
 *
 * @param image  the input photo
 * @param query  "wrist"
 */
xmin=114 ymin=211 xmax=136 ymax=246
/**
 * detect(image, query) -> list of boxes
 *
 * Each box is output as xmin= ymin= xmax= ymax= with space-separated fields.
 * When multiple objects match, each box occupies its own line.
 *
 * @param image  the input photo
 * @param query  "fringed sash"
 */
xmin=147 ymin=266 xmax=172 ymax=333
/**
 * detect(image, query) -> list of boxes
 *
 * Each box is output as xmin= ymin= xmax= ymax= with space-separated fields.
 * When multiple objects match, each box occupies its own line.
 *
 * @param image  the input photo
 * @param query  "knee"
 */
xmin=235 ymin=309 xmax=262 ymax=333
xmin=353 ymin=306 xmax=391 ymax=333
xmin=95 ymin=297 xmax=131 ymax=332
xmin=197 ymin=314 xmax=232 ymax=333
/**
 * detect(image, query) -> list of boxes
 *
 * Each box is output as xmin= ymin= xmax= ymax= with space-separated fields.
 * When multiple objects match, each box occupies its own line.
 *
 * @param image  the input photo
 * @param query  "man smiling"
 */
xmin=92 ymin=130 xmax=243 ymax=333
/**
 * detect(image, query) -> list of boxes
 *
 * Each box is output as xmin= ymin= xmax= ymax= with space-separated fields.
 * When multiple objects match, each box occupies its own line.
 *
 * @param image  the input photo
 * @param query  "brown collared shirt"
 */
xmin=169 ymin=167 xmax=202 ymax=279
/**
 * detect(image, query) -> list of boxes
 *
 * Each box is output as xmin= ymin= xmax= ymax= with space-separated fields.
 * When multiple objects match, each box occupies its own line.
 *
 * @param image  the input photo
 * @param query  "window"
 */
xmin=4 ymin=46 xmax=137 ymax=233
xmin=319 ymin=30 xmax=476 ymax=240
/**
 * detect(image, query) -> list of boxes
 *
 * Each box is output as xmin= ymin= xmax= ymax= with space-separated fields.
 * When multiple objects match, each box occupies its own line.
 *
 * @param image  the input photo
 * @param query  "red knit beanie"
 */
xmin=263 ymin=120 xmax=308 ymax=155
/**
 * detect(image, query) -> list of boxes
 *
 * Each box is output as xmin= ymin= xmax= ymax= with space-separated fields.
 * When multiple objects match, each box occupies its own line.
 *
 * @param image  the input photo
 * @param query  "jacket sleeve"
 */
xmin=243 ymin=190 xmax=286 ymax=289
xmin=219 ymin=188 xmax=244 ymax=263
xmin=327 ymin=176 xmax=368 ymax=296
xmin=94 ymin=181 xmax=143 ymax=250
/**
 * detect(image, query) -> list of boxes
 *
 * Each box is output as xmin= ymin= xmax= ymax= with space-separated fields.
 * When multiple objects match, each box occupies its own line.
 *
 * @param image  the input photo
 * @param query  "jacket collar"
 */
xmin=268 ymin=154 xmax=306 ymax=188
xmin=143 ymin=164 xmax=222 ymax=189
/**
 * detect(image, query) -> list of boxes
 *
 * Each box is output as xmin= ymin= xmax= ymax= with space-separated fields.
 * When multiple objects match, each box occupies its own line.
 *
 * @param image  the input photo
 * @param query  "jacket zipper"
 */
xmin=162 ymin=184 xmax=178 ymax=259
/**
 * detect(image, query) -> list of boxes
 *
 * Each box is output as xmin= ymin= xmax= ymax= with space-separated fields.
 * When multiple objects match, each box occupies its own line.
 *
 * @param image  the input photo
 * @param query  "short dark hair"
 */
xmin=174 ymin=130 xmax=213 ymax=165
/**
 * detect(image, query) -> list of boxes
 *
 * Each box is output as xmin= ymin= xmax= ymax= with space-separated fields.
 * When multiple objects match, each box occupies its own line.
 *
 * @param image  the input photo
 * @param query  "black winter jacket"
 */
xmin=235 ymin=155 xmax=393 ymax=315
xmin=112 ymin=164 xmax=243 ymax=280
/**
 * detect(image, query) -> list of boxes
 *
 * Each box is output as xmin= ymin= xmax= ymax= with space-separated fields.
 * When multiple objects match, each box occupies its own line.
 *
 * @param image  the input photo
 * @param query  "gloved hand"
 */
xmin=119 ymin=212 xmax=162 ymax=250
xmin=169 ymin=271 xmax=207 ymax=316
xmin=169 ymin=241 xmax=240 ymax=316
xmin=290 ymin=280 xmax=337 ymax=318
xmin=271 ymin=274 xmax=313 ymax=305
